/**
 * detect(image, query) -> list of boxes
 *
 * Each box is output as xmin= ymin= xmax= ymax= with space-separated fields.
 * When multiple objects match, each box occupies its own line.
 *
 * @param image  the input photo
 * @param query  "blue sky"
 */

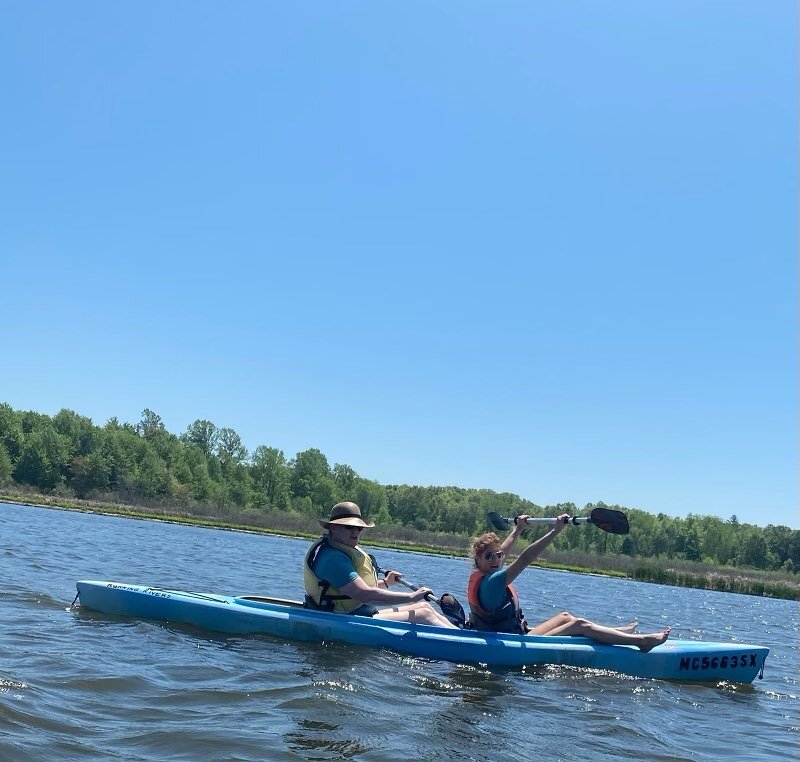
xmin=2 ymin=2 xmax=796 ymax=528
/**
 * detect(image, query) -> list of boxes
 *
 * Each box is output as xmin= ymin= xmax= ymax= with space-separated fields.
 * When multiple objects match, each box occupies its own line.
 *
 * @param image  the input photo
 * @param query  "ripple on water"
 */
xmin=0 ymin=502 xmax=797 ymax=762
xmin=0 ymin=679 xmax=28 ymax=692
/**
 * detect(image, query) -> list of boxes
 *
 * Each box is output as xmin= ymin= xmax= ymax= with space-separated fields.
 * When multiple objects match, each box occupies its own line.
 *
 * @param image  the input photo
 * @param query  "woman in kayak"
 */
xmin=467 ymin=514 xmax=670 ymax=651
xmin=304 ymin=502 xmax=458 ymax=628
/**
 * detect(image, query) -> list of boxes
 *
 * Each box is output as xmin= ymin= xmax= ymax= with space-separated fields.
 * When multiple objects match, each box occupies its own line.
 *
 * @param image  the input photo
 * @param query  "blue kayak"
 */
xmin=74 ymin=580 xmax=768 ymax=683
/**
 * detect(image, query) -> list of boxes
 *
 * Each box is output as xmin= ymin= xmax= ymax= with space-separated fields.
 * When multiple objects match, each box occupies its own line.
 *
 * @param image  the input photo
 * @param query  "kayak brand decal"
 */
xmin=104 ymin=583 xmax=171 ymax=599
xmin=678 ymin=654 xmax=758 ymax=672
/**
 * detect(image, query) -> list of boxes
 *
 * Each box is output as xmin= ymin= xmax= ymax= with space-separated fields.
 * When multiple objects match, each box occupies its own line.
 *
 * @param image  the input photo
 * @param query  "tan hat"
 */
xmin=319 ymin=501 xmax=375 ymax=529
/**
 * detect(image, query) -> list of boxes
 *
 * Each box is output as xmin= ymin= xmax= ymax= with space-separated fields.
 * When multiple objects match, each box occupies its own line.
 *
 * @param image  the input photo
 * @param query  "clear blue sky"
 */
xmin=2 ymin=2 xmax=796 ymax=528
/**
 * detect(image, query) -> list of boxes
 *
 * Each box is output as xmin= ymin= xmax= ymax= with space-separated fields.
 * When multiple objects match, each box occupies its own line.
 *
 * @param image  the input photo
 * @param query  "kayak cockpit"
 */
xmin=237 ymin=595 xmax=304 ymax=608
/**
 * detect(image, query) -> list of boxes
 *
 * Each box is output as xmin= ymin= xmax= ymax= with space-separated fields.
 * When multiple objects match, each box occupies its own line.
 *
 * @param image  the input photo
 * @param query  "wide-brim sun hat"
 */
xmin=319 ymin=501 xmax=375 ymax=529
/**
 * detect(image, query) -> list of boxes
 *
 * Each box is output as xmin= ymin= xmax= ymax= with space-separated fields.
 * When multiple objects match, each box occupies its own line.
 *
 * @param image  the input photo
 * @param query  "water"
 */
xmin=0 ymin=502 xmax=797 ymax=761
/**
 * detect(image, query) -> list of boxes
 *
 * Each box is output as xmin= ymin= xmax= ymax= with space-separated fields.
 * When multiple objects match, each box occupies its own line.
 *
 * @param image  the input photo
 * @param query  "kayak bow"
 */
xmin=74 ymin=580 xmax=768 ymax=683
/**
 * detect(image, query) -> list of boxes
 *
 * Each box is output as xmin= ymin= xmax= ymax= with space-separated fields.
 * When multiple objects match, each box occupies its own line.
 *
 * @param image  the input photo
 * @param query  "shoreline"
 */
xmin=0 ymin=493 xmax=631 ymax=576
xmin=2 ymin=494 xmax=797 ymax=600
xmin=0 ymin=494 xmax=473 ymax=559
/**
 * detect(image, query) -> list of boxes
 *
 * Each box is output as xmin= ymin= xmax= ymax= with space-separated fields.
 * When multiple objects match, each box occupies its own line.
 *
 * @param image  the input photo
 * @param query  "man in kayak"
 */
xmin=467 ymin=514 xmax=671 ymax=651
xmin=304 ymin=502 xmax=458 ymax=628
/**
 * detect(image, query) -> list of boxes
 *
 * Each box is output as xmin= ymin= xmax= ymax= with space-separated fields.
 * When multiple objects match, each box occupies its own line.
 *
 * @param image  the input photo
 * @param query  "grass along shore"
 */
xmin=2 ymin=489 xmax=798 ymax=601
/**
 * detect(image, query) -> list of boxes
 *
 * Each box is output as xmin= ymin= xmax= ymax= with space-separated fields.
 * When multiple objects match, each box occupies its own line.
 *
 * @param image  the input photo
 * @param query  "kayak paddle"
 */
xmin=369 ymin=555 xmax=466 ymax=628
xmin=486 ymin=507 xmax=629 ymax=535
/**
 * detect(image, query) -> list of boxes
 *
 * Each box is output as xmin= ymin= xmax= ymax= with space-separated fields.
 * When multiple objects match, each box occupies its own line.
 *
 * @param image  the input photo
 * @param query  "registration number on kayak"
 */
xmin=679 ymin=654 xmax=757 ymax=672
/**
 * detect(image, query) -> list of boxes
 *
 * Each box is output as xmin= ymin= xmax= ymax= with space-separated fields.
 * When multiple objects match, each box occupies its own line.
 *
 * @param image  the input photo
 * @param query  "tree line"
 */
xmin=0 ymin=403 xmax=797 ymax=573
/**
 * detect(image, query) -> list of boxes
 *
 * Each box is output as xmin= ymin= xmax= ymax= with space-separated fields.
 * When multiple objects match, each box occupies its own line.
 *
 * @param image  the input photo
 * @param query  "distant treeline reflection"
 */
xmin=0 ymin=403 xmax=797 ymax=597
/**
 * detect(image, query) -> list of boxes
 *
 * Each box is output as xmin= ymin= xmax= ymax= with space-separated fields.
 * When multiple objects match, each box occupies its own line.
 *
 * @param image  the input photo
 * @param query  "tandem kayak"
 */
xmin=74 ymin=580 xmax=768 ymax=683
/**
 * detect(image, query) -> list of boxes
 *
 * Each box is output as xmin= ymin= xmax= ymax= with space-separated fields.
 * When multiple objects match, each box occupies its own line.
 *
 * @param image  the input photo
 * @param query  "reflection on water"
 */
xmin=292 ymin=639 xmax=375 ymax=675
xmin=72 ymin=604 xmax=255 ymax=653
xmin=283 ymin=729 xmax=372 ymax=760
xmin=443 ymin=664 xmax=513 ymax=705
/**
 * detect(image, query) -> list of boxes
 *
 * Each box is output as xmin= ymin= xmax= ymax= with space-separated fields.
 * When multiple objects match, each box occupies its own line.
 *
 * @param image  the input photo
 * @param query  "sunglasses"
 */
xmin=483 ymin=550 xmax=504 ymax=561
xmin=330 ymin=525 xmax=365 ymax=535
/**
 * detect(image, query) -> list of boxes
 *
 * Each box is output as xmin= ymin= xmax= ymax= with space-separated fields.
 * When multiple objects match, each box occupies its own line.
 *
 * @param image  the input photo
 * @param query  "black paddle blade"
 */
xmin=438 ymin=593 xmax=466 ymax=628
xmin=590 ymin=507 xmax=629 ymax=535
xmin=486 ymin=511 xmax=510 ymax=531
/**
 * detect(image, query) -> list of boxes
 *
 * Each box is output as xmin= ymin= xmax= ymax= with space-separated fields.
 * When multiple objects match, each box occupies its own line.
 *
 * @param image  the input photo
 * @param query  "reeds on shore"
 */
xmin=2 ymin=489 xmax=798 ymax=601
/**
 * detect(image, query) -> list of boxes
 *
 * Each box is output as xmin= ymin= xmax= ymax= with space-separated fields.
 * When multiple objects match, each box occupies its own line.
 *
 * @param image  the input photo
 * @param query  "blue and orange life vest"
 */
xmin=303 ymin=536 xmax=378 ymax=614
xmin=467 ymin=570 xmax=528 ymax=634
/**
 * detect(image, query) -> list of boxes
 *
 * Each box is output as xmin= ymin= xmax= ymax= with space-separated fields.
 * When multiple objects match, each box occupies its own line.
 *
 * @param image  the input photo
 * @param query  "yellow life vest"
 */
xmin=303 ymin=536 xmax=378 ymax=614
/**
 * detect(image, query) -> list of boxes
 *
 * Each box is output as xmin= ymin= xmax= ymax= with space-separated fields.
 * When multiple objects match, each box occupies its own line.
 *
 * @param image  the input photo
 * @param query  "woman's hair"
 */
xmin=470 ymin=532 xmax=500 ymax=567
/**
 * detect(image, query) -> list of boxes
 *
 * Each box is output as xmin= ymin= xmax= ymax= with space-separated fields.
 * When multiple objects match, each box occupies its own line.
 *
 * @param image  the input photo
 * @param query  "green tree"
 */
xmin=180 ymin=420 xmax=218 ymax=457
xmin=104 ymin=426 xmax=168 ymax=499
xmin=371 ymin=502 xmax=393 ymax=526
xmin=740 ymin=532 xmax=770 ymax=569
xmin=681 ymin=519 xmax=702 ymax=561
xmin=386 ymin=485 xmax=431 ymax=526
xmin=13 ymin=426 xmax=69 ymax=491
xmin=70 ymin=450 xmax=112 ymax=497
xmin=53 ymin=408 xmax=97 ymax=457
xmin=219 ymin=462 xmax=253 ymax=508
xmin=136 ymin=409 xmax=166 ymax=440
xmin=438 ymin=497 xmax=477 ymax=534
xmin=352 ymin=478 xmax=388 ymax=524
xmin=333 ymin=464 xmax=357 ymax=496
xmin=132 ymin=448 xmax=169 ymax=498
xmin=0 ymin=442 xmax=12 ymax=484
xmin=763 ymin=524 xmax=797 ymax=569
xmin=19 ymin=410 xmax=52 ymax=434
xmin=0 ymin=403 xmax=23 ymax=461
xmin=173 ymin=444 xmax=215 ymax=503
xmin=217 ymin=428 xmax=248 ymax=465
xmin=290 ymin=449 xmax=337 ymax=515
xmin=251 ymin=446 xmax=290 ymax=508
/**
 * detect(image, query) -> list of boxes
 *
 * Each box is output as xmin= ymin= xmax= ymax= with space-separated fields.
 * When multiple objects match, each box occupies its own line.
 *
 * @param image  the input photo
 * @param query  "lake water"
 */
xmin=1 ymin=501 xmax=797 ymax=761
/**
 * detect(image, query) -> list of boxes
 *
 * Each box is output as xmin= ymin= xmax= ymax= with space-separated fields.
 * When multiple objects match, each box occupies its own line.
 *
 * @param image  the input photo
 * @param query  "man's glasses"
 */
xmin=483 ymin=550 xmax=504 ymax=561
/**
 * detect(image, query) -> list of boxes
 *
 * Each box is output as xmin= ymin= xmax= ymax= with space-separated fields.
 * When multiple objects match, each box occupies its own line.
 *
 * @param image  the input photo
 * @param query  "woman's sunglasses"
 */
xmin=483 ymin=550 xmax=505 ymax=561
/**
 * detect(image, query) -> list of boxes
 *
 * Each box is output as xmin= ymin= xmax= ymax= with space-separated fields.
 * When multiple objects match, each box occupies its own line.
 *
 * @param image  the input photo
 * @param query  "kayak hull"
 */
xmin=74 ymin=580 xmax=768 ymax=683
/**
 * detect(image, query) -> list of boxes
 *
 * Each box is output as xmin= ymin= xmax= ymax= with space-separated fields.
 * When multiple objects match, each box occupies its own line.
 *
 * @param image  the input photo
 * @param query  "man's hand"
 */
xmin=382 ymin=570 xmax=403 ymax=587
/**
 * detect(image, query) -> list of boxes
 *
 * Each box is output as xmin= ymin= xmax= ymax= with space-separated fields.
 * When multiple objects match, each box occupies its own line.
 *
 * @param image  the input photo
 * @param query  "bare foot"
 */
xmin=639 ymin=627 xmax=671 ymax=653
xmin=616 ymin=620 xmax=638 ymax=633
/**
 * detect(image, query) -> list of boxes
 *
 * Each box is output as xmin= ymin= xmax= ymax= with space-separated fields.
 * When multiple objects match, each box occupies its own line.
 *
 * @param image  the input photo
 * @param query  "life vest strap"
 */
xmin=303 ymin=536 xmax=377 ymax=614
xmin=467 ymin=570 xmax=528 ymax=634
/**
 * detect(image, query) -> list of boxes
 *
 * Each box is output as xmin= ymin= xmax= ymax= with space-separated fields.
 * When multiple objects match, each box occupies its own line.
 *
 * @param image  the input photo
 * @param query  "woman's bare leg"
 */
xmin=529 ymin=610 xmax=576 ymax=635
xmin=544 ymin=617 xmax=670 ymax=652
xmin=374 ymin=603 xmax=457 ymax=628
xmin=531 ymin=612 xmax=638 ymax=635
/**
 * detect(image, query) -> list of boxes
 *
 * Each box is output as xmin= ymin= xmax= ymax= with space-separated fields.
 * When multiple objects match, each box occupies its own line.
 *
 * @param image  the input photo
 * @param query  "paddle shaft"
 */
xmin=393 ymin=575 xmax=438 ymax=603
xmin=521 ymin=516 xmax=592 ymax=526
xmin=368 ymin=554 xmax=467 ymax=627
xmin=494 ymin=515 xmax=593 ymax=527
xmin=369 ymin=554 xmax=438 ymax=603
